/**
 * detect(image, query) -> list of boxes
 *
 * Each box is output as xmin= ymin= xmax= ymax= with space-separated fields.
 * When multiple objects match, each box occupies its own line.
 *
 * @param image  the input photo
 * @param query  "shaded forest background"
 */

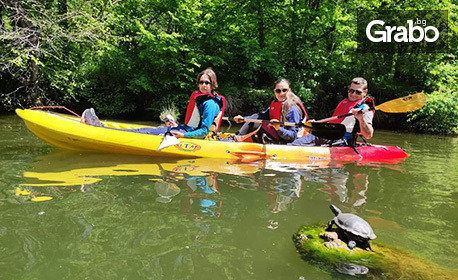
xmin=1 ymin=0 xmax=456 ymax=134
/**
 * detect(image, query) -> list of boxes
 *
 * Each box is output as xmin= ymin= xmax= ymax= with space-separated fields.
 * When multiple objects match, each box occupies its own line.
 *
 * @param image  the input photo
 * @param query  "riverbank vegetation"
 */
xmin=1 ymin=0 xmax=456 ymax=134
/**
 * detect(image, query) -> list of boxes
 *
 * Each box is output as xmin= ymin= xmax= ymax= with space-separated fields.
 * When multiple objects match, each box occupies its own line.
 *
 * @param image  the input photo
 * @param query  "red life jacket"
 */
xmin=329 ymin=99 xmax=362 ymax=124
xmin=268 ymin=100 xmax=308 ymax=122
xmin=184 ymin=91 xmax=226 ymax=130
xmin=266 ymin=99 xmax=309 ymax=139
xmin=329 ymin=97 xmax=375 ymax=134
xmin=268 ymin=100 xmax=283 ymax=120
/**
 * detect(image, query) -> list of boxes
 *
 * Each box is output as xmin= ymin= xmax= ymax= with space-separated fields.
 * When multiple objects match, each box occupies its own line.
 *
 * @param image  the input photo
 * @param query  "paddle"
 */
xmin=157 ymin=129 xmax=181 ymax=151
xmin=222 ymin=117 xmax=346 ymax=140
xmin=316 ymin=92 xmax=427 ymax=123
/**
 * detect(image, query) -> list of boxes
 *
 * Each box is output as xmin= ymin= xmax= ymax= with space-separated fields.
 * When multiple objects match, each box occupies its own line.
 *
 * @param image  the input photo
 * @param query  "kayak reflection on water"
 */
xmin=19 ymin=149 xmax=403 ymax=222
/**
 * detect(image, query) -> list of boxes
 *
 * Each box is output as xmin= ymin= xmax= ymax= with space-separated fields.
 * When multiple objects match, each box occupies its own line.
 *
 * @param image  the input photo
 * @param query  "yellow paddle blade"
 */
xmin=377 ymin=92 xmax=427 ymax=113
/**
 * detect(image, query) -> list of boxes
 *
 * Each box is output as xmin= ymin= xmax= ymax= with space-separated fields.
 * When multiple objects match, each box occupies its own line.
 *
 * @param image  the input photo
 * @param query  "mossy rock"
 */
xmin=293 ymin=224 xmax=458 ymax=279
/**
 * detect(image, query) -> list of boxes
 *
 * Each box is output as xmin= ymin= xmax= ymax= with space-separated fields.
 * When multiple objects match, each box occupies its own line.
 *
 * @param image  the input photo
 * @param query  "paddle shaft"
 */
xmin=316 ymin=93 xmax=426 ymax=123
xmin=316 ymin=108 xmax=374 ymax=123
xmin=221 ymin=117 xmax=346 ymax=140
xmin=222 ymin=117 xmax=311 ymax=128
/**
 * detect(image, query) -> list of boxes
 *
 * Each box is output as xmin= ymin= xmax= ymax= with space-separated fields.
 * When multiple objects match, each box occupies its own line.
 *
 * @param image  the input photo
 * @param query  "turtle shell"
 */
xmin=334 ymin=213 xmax=377 ymax=240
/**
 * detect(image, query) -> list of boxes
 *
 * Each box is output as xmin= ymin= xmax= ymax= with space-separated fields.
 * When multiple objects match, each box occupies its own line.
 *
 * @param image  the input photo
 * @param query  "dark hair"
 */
xmin=351 ymin=77 xmax=368 ymax=90
xmin=196 ymin=68 xmax=218 ymax=89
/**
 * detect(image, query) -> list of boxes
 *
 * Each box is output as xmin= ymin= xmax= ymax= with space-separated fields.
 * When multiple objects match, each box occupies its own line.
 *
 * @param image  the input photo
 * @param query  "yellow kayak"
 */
xmin=16 ymin=109 xmax=409 ymax=164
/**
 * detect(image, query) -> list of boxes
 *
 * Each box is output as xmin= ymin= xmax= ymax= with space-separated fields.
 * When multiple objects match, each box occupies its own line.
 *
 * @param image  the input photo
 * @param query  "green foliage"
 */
xmin=408 ymin=93 xmax=458 ymax=134
xmin=407 ymin=53 xmax=458 ymax=134
xmin=223 ymin=87 xmax=272 ymax=117
xmin=408 ymin=92 xmax=458 ymax=134
xmin=0 ymin=0 xmax=456 ymax=134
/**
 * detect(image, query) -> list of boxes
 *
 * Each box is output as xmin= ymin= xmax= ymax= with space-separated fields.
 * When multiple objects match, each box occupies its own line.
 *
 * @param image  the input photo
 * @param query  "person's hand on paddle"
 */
xmin=269 ymin=119 xmax=280 ymax=130
xmin=171 ymin=131 xmax=184 ymax=138
xmin=351 ymin=108 xmax=368 ymax=121
xmin=233 ymin=115 xmax=245 ymax=124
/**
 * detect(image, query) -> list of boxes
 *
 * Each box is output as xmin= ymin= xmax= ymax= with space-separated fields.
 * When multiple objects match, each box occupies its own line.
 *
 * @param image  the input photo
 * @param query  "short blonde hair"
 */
xmin=196 ymin=68 xmax=218 ymax=89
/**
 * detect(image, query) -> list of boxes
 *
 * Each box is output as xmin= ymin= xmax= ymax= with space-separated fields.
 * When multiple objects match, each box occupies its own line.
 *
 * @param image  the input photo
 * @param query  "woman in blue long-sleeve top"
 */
xmin=81 ymin=68 xmax=226 ymax=139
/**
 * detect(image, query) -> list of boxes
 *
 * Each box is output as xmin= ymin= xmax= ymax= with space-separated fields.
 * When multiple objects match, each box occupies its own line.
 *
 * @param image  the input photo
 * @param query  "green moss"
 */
xmin=293 ymin=224 xmax=458 ymax=279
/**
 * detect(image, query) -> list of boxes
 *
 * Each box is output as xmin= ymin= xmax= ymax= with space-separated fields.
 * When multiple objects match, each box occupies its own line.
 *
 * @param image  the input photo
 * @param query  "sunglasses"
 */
xmin=199 ymin=80 xmax=211 ymax=85
xmin=348 ymin=88 xmax=364 ymax=95
xmin=275 ymin=88 xmax=289 ymax=94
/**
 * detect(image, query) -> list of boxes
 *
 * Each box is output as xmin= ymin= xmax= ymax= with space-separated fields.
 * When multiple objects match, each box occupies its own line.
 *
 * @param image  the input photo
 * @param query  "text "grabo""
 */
xmin=366 ymin=19 xmax=440 ymax=43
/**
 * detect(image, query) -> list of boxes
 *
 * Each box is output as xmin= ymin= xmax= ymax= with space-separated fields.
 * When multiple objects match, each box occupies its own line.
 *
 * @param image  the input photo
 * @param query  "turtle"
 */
xmin=326 ymin=204 xmax=377 ymax=251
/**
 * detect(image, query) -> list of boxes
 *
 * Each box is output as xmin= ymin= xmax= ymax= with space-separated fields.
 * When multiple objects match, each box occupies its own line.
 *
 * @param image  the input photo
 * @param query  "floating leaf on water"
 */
xmin=31 ymin=196 xmax=53 ymax=202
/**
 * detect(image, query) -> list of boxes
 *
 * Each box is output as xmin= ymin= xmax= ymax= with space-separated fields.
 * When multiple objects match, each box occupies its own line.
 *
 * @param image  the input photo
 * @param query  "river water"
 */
xmin=1 ymin=114 xmax=457 ymax=279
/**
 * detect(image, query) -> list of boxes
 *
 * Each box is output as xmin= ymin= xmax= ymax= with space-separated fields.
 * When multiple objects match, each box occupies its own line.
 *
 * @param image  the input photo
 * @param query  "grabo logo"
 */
xmin=366 ymin=19 xmax=440 ymax=43
xmin=357 ymin=10 xmax=448 ymax=53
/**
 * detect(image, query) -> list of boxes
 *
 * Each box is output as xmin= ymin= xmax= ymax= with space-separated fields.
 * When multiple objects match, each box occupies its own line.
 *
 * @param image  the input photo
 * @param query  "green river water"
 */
xmin=1 ymin=114 xmax=457 ymax=279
